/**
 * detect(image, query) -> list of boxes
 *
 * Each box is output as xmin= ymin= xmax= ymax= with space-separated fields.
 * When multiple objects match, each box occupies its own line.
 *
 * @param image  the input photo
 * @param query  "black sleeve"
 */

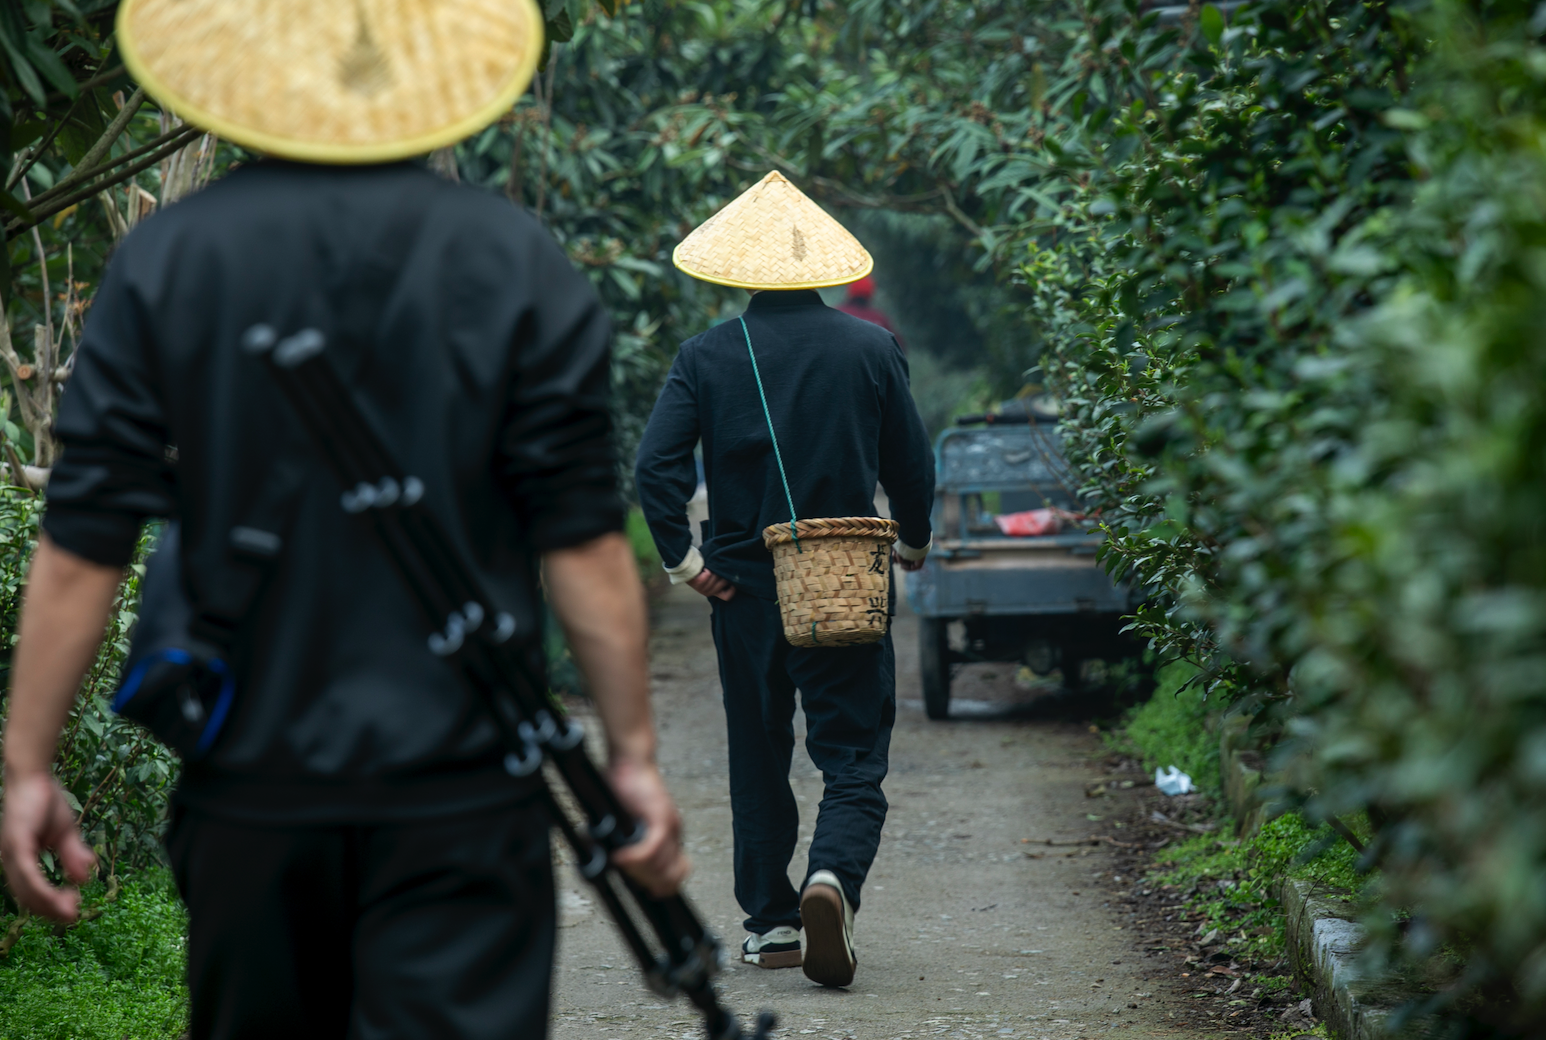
xmin=42 ymin=253 xmax=176 ymax=567
xmin=876 ymin=343 xmax=935 ymax=549
xmin=633 ymin=345 xmax=700 ymax=569
xmin=495 ymin=230 xmax=625 ymax=553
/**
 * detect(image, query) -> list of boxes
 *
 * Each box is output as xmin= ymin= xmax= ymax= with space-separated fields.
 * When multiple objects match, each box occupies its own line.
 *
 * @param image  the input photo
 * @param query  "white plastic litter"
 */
xmin=1155 ymin=765 xmax=1194 ymax=796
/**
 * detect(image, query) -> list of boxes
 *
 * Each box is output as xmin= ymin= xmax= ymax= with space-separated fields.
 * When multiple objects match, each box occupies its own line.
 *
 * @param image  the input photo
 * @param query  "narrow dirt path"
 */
xmin=551 ymin=584 xmax=1227 ymax=1040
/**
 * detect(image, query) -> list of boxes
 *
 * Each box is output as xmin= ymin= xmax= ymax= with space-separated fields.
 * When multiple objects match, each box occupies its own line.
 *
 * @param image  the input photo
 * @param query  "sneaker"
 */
xmin=799 ymin=869 xmax=856 ymax=987
xmin=742 ymin=926 xmax=802 ymax=969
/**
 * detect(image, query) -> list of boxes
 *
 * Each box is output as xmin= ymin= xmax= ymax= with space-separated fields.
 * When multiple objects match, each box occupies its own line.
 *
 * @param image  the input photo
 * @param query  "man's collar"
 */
xmin=746 ymin=289 xmax=825 ymax=311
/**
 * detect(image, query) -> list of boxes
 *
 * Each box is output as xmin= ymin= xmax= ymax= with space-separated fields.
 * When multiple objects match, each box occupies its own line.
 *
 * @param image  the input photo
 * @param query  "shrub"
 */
xmin=0 ymin=500 xmax=175 ymax=913
xmin=1018 ymin=0 xmax=1546 ymax=1027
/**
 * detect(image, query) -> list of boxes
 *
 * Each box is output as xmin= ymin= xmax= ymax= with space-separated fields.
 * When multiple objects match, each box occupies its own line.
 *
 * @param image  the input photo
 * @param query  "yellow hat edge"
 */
xmin=116 ymin=0 xmax=545 ymax=165
xmin=672 ymin=241 xmax=875 ymax=291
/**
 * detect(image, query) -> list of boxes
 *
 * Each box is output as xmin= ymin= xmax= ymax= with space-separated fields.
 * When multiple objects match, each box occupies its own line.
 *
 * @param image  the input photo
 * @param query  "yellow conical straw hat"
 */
xmin=673 ymin=171 xmax=874 ymax=291
xmin=117 ymin=0 xmax=543 ymax=165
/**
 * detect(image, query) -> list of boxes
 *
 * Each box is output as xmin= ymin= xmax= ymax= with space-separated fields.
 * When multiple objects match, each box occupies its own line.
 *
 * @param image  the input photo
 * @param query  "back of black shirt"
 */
xmin=635 ymin=290 xmax=934 ymax=600
xmin=44 ymin=161 xmax=622 ymax=821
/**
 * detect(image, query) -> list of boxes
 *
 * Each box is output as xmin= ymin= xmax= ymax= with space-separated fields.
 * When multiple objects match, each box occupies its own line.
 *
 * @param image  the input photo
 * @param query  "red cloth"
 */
xmin=994 ymin=509 xmax=1064 ymax=537
xmin=835 ymin=301 xmax=897 ymax=335
xmin=838 ymin=278 xmax=905 ymax=350
xmin=993 ymin=508 xmax=1086 ymax=537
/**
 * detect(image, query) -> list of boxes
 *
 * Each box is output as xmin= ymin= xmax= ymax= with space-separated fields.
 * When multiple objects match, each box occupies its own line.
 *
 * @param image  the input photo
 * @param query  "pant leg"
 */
xmin=166 ymin=808 xmax=355 ymax=1040
xmin=350 ymin=798 xmax=555 ymax=1040
xmin=166 ymin=798 xmax=556 ymax=1040
xmin=711 ymin=592 xmax=803 ymax=933
xmin=788 ymin=630 xmax=896 ymax=914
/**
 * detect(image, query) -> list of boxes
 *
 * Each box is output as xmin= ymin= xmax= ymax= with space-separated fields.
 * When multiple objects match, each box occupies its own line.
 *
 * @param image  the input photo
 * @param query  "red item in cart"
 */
xmin=994 ymin=509 xmax=1063 ymax=537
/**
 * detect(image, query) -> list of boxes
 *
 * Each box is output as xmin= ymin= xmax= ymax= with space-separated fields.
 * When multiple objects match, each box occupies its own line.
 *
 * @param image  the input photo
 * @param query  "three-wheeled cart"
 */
xmin=905 ymin=414 xmax=1145 ymax=720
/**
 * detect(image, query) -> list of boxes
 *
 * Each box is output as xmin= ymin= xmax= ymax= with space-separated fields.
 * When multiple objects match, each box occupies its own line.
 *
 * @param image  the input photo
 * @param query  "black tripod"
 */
xmin=245 ymin=324 xmax=775 ymax=1040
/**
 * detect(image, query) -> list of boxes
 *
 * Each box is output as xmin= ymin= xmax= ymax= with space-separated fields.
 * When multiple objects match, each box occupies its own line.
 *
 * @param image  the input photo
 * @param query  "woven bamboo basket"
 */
xmin=762 ymin=517 xmax=901 ymax=647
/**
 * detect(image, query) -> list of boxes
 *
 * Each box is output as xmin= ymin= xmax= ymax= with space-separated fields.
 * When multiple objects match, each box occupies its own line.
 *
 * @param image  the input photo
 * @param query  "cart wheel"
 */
xmin=920 ymin=617 xmax=951 ymax=720
xmin=1062 ymin=655 xmax=1086 ymax=694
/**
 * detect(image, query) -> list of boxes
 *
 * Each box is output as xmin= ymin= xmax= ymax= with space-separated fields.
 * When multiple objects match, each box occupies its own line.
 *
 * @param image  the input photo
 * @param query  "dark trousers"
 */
xmin=165 ymin=797 xmax=555 ymax=1040
xmin=710 ymin=593 xmax=895 ymax=934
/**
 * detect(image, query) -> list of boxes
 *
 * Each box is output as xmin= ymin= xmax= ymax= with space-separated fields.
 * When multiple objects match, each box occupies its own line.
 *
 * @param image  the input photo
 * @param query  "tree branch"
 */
xmin=35 ymin=88 xmax=148 ymax=204
xmin=6 ymin=45 xmax=131 ymax=191
xmin=3 ymin=127 xmax=203 ymax=239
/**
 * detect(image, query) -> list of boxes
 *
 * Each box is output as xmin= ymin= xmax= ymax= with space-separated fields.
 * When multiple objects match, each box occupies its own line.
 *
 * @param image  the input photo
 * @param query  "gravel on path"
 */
xmin=551 ymin=583 xmax=1230 ymax=1040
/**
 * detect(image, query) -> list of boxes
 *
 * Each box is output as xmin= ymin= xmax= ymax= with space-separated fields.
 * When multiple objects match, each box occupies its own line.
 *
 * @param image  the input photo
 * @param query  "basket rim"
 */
xmin=762 ymin=516 xmax=901 ymax=549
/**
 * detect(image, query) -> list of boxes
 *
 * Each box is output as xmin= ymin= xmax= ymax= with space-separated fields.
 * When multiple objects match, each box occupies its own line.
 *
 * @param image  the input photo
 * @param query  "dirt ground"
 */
xmin=548 ymin=582 xmax=1283 ymax=1040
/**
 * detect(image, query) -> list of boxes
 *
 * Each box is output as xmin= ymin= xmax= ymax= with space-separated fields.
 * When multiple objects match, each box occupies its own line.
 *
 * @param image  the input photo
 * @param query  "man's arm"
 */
xmin=634 ymin=349 xmax=735 ymax=601
xmin=1 ymin=536 xmax=124 ymax=921
xmin=877 ymin=346 xmax=936 ymax=563
xmin=543 ymin=533 xmax=689 ymax=896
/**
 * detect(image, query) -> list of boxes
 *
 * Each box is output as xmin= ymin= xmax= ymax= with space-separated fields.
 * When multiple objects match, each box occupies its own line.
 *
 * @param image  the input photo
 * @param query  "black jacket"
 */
xmin=635 ymin=290 xmax=934 ymax=601
xmin=44 ymin=160 xmax=623 ymax=821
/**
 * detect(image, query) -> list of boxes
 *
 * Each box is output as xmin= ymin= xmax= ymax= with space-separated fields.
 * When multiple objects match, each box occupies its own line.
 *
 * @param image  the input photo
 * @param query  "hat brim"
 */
xmin=672 ymin=243 xmax=874 ymax=292
xmin=117 ymin=0 xmax=543 ymax=165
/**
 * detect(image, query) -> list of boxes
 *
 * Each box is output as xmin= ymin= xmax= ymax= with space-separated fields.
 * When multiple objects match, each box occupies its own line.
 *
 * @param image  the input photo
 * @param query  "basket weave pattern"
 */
xmin=762 ymin=518 xmax=901 ymax=647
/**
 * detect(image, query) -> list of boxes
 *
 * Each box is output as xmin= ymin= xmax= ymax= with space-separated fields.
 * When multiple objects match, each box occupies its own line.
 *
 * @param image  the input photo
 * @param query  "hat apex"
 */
xmin=117 ymin=0 xmax=543 ymax=165
xmin=672 ymin=171 xmax=873 ymax=291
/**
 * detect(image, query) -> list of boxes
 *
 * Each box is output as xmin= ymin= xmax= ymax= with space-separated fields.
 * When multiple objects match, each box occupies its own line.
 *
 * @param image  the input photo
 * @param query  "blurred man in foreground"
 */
xmin=0 ymin=1 xmax=687 ymax=1037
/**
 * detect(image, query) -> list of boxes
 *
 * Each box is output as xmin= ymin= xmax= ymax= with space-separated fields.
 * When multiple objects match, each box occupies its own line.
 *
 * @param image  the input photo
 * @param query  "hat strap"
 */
xmin=740 ymin=316 xmax=800 ymax=553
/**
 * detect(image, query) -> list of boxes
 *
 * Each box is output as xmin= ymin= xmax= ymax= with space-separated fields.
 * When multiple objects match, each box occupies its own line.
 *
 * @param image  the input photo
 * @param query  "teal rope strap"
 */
xmin=741 ymin=316 xmax=800 ymax=553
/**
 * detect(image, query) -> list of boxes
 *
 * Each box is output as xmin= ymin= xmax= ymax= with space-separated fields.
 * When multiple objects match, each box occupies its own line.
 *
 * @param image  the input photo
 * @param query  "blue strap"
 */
xmin=740 ymin=316 xmax=800 ymax=553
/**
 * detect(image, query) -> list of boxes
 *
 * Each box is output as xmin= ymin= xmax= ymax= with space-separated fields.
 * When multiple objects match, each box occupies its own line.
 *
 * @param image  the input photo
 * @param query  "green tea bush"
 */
xmin=0 ymin=500 xmax=176 ymax=907
xmin=1008 ymin=0 xmax=1546 ymax=1027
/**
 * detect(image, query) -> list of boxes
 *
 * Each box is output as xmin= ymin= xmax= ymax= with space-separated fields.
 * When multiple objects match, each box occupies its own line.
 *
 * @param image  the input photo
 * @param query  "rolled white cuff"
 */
xmin=896 ymin=537 xmax=932 ymax=562
xmin=664 ymin=545 xmax=706 ymax=585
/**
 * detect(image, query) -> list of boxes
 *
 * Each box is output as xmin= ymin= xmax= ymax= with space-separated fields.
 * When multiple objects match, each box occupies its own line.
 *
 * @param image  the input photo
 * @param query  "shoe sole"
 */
xmin=744 ymin=948 xmax=803 ymax=969
xmin=800 ymin=884 xmax=855 ymax=987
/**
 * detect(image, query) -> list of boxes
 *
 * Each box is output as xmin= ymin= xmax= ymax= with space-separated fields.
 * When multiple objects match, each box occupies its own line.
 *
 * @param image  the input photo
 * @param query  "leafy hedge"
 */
xmin=0 ymin=492 xmax=175 ymax=907
xmin=1013 ymin=0 xmax=1546 ymax=1028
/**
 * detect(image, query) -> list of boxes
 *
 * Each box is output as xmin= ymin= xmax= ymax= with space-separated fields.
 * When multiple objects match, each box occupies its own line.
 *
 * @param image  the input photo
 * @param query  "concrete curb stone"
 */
xmin=1218 ymin=720 xmax=1436 ymax=1040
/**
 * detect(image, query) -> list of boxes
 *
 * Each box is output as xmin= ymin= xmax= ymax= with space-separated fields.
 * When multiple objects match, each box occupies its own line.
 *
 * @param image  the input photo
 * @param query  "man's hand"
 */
xmin=893 ymin=549 xmax=927 ymax=573
xmin=2 ymin=535 xmax=123 ymax=922
xmin=686 ymin=567 xmax=735 ymax=601
xmin=1 ymin=770 xmax=95 ymax=921
xmin=607 ymin=756 xmax=691 ymax=897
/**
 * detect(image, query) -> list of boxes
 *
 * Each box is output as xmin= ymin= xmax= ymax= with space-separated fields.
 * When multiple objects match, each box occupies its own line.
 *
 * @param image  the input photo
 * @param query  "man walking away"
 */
xmin=0 ymin=3 xmax=688 ymax=1038
xmin=636 ymin=172 xmax=935 ymax=988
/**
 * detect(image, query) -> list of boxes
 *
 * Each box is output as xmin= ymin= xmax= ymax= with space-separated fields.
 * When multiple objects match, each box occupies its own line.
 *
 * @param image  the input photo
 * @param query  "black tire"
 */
xmin=1062 ymin=655 xmax=1086 ymax=694
xmin=920 ymin=617 xmax=951 ymax=720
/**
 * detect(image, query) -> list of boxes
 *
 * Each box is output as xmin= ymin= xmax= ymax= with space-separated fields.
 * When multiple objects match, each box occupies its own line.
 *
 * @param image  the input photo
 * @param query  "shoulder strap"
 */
xmin=739 ymin=315 xmax=800 ymax=552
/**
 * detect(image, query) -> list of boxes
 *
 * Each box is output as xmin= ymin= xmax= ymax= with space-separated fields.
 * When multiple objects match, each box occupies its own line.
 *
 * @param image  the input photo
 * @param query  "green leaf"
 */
xmin=56 ymin=97 xmax=107 ymax=165
xmin=3 ymin=36 xmax=47 ymax=105
xmin=1199 ymin=4 xmax=1224 ymax=46
xmin=7 ymin=114 xmax=46 ymax=153
xmin=0 ymin=190 xmax=32 ymax=221
xmin=548 ymin=8 xmax=575 ymax=43
xmin=1382 ymin=108 xmax=1429 ymax=130
xmin=24 ymin=32 xmax=78 ymax=97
